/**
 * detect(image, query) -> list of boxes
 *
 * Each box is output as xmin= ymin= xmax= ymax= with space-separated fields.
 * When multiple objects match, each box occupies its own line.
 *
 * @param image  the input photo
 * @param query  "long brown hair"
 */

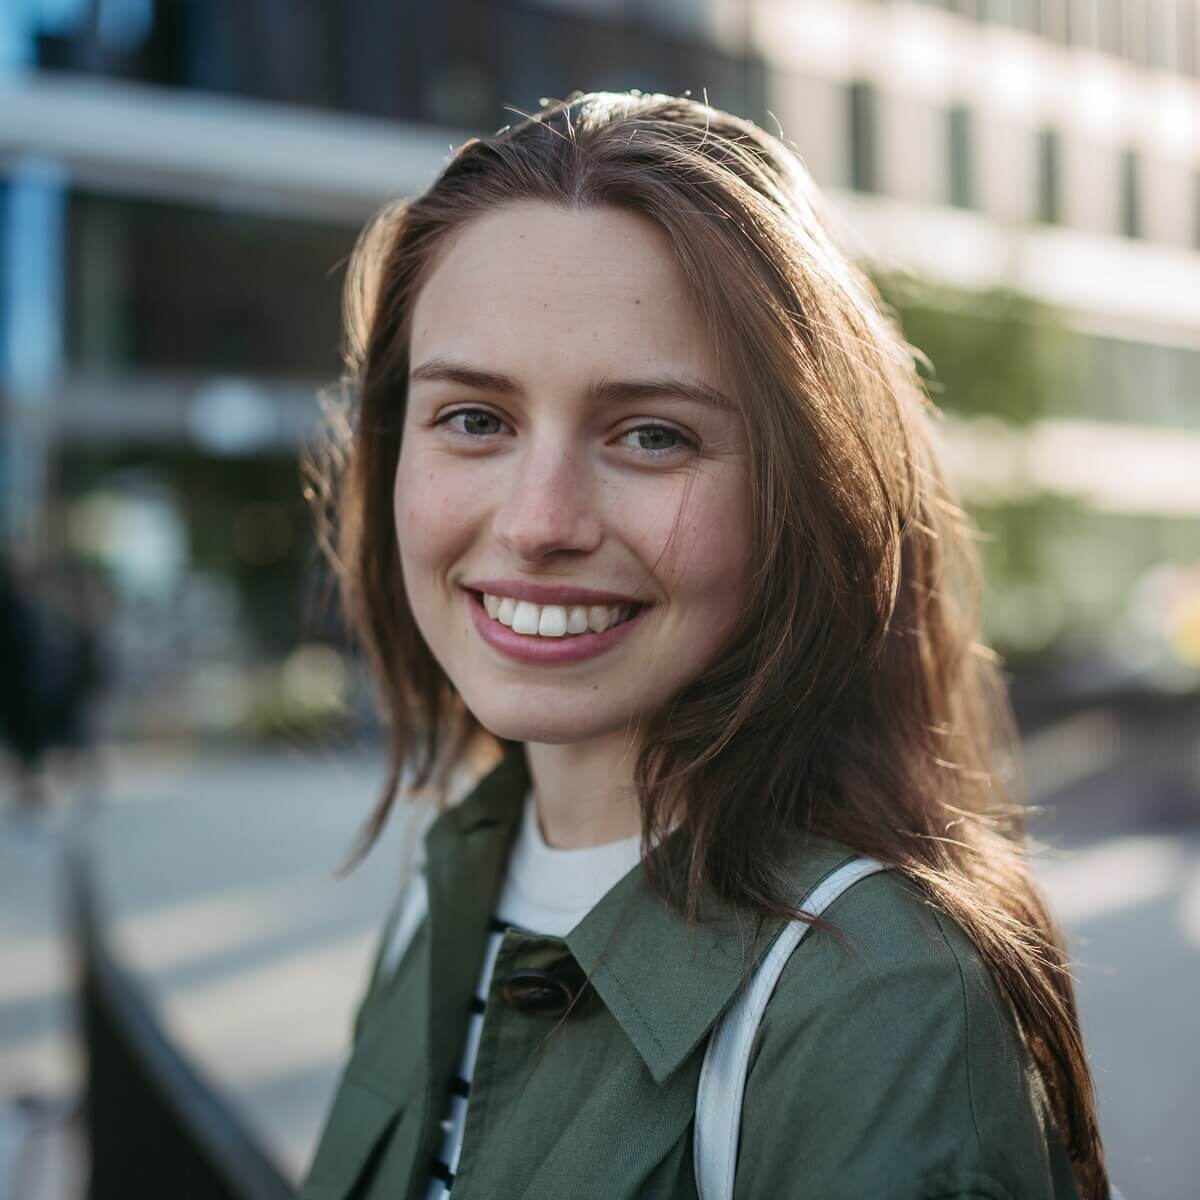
xmin=309 ymin=91 xmax=1107 ymax=1197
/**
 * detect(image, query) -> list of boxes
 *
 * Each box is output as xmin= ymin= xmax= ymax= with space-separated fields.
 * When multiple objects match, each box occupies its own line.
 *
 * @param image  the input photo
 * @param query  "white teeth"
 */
xmin=588 ymin=605 xmax=612 ymax=633
xmin=511 ymin=601 xmax=540 ymax=635
xmin=537 ymin=606 xmax=567 ymax=637
xmin=481 ymin=593 xmax=638 ymax=638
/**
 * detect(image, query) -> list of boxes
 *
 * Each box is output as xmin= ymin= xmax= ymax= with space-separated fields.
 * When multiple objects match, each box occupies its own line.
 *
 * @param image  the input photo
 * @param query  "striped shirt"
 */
xmin=423 ymin=789 xmax=642 ymax=1198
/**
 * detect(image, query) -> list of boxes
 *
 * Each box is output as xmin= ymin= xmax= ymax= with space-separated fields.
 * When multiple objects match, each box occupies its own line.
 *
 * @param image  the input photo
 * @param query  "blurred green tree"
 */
xmin=870 ymin=272 xmax=1086 ymax=663
xmin=873 ymin=271 xmax=1075 ymax=426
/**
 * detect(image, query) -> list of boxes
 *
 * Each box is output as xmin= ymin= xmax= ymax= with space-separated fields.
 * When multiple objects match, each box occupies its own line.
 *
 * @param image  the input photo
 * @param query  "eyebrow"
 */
xmin=408 ymin=357 xmax=732 ymax=412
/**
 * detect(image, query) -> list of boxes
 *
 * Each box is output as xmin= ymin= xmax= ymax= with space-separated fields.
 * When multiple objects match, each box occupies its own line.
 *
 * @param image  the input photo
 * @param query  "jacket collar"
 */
xmin=424 ymin=744 xmax=858 ymax=1086
xmin=442 ymin=742 xmax=530 ymax=836
xmin=568 ymin=829 xmax=857 ymax=1084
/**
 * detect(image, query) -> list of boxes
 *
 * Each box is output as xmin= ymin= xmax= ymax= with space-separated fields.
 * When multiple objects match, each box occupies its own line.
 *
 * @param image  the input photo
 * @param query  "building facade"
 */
xmin=2 ymin=0 xmax=1196 ymax=732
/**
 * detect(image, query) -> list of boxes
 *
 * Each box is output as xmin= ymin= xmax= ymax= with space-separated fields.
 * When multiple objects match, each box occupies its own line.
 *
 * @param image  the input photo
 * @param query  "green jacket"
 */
xmin=300 ymin=747 xmax=1080 ymax=1200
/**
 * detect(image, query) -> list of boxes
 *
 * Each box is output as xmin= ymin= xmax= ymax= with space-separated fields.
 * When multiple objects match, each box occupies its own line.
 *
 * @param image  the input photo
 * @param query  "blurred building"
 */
xmin=1 ymin=0 xmax=1198 ymax=736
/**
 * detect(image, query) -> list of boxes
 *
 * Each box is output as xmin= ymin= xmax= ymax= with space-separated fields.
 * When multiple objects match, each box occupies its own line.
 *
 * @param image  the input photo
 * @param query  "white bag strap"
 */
xmin=694 ymin=855 xmax=889 ymax=1200
xmin=378 ymin=870 xmax=430 ymax=983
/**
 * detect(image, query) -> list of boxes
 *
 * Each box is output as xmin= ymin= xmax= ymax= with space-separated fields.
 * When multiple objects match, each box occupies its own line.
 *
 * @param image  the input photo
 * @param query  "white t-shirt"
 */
xmin=424 ymin=789 xmax=643 ymax=1198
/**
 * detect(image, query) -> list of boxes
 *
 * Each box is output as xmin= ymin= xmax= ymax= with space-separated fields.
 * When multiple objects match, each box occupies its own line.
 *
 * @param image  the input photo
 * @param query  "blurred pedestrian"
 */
xmin=301 ymin=93 xmax=1114 ymax=1199
xmin=0 ymin=558 xmax=53 ymax=813
xmin=0 ymin=559 xmax=105 ymax=818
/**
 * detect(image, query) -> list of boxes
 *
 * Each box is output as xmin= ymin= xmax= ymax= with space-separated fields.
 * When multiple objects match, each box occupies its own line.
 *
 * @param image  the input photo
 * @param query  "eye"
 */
xmin=617 ymin=423 xmax=697 ymax=460
xmin=432 ymin=410 xmax=696 ymax=460
xmin=437 ymin=408 xmax=509 ymax=437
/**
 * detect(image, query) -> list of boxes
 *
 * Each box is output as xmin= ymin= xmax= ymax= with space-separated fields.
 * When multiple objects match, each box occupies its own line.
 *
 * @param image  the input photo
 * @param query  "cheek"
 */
xmin=392 ymin=444 xmax=477 ymax=571
xmin=651 ymin=468 xmax=753 ymax=614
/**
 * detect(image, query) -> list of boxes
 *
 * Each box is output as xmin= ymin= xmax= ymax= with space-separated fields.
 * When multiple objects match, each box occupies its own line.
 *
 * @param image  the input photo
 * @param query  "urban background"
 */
xmin=1 ymin=2 xmax=1197 ymax=1198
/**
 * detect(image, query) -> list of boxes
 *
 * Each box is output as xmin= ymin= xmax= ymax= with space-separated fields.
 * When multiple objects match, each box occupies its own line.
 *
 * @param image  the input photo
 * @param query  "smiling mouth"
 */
xmin=469 ymin=590 xmax=645 ymax=639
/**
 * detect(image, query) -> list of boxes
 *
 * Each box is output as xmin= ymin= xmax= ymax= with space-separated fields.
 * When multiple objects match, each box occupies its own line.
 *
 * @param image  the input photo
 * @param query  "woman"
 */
xmin=301 ymin=92 xmax=1110 ymax=1199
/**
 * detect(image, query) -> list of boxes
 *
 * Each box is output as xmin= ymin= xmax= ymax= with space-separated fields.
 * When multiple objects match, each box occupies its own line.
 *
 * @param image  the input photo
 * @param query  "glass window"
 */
xmin=947 ymin=105 xmax=974 ymax=208
xmin=497 ymin=5 xmax=754 ymax=132
xmin=849 ymin=81 xmax=878 ymax=193
xmin=1145 ymin=0 xmax=1170 ymax=68
xmin=1011 ymin=0 xmax=1042 ymax=31
xmin=1040 ymin=0 xmax=1072 ymax=42
xmin=66 ymin=193 xmax=354 ymax=376
xmin=1123 ymin=0 xmax=1150 ymax=65
xmin=1193 ymin=168 xmax=1200 ymax=248
xmin=1176 ymin=0 xmax=1198 ymax=74
xmin=1037 ymin=127 xmax=1062 ymax=224
xmin=1119 ymin=147 xmax=1141 ymax=237
xmin=1098 ymin=0 xmax=1125 ymax=54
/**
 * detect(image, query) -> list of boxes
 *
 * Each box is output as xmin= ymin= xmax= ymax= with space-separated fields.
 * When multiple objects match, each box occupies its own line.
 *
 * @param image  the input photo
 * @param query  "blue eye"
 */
xmin=440 ymin=409 xmax=506 ymax=436
xmin=435 ymin=410 xmax=695 ymax=461
xmin=620 ymin=424 xmax=695 ymax=459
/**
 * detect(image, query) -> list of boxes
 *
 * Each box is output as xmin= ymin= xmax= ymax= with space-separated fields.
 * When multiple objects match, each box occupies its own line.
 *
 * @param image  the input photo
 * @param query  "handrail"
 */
xmin=65 ymin=844 xmax=296 ymax=1200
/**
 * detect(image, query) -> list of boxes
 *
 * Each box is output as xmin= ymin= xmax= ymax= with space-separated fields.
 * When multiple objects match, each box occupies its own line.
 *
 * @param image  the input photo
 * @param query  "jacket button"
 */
xmin=500 ymin=957 xmax=587 ymax=1018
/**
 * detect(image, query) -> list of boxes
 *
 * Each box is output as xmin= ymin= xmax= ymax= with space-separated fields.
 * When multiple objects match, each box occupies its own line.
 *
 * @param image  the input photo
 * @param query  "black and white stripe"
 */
xmin=420 ymin=790 xmax=642 ymax=1197
xmin=423 ymin=916 xmax=515 ymax=1198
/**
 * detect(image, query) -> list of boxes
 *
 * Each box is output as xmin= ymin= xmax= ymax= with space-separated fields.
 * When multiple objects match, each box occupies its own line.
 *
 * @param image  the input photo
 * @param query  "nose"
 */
xmin=490 ymin=435 xmax=603 ymax=562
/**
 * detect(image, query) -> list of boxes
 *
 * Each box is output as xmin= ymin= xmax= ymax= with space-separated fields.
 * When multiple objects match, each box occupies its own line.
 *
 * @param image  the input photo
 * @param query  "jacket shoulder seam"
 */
xmin=916 ymin=1166 xmax=1019 ymax=1200
xmin=931 ymin=907 xmax=986 ymax=1155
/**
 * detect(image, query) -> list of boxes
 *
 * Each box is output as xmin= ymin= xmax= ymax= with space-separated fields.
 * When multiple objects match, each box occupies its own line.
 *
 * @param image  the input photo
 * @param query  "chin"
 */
xmin=468 ymin=698 xmax=633 ymax=747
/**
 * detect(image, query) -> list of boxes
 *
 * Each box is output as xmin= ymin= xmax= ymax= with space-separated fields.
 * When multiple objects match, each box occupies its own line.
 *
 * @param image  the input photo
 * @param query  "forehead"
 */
xmin=408 ymin=201 xmax=720 ymax=390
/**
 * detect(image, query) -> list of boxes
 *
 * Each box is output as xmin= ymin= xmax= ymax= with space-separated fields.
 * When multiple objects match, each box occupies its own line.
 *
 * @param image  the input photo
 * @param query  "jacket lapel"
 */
xmin=411 ymin=745 xmax=529 ymax=1191
xmin=568 ymin=833 xmax=858 ymax=1083
xmin=403 ymin=741 xmax=860 ymax=1193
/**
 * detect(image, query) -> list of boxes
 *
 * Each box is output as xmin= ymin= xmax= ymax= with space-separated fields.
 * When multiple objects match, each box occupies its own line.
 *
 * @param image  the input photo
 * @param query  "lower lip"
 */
xmin=464 ymin=590 xmax=649 ymax=665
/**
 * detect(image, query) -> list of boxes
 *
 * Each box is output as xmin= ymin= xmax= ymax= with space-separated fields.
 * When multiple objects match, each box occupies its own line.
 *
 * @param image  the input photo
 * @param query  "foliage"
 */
xmin=872 ymin=271 xmax=1075 ymax=426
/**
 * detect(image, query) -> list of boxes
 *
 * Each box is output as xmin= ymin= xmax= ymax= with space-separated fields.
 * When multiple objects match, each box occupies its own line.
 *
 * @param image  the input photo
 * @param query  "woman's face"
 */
xmin=395 ymin=200 xmax=752 ymax=746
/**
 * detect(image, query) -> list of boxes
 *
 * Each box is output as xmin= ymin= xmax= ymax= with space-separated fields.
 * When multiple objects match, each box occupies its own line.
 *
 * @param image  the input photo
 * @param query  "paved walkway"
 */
xmin=1 ymin=744 xmax=1197 ymax=1199
xmin=1 ymin=744 xmax=427 ymax=1194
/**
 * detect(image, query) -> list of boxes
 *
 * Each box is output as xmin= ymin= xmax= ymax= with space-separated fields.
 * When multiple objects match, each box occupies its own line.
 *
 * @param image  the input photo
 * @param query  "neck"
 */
xmin=524 ymin=731 xmax=642 ymax=849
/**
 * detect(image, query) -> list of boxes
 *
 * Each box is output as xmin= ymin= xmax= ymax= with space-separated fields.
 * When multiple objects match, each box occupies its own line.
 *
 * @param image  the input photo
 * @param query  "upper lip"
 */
xmin=463 ymin=579 xmax=650 ymax=607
